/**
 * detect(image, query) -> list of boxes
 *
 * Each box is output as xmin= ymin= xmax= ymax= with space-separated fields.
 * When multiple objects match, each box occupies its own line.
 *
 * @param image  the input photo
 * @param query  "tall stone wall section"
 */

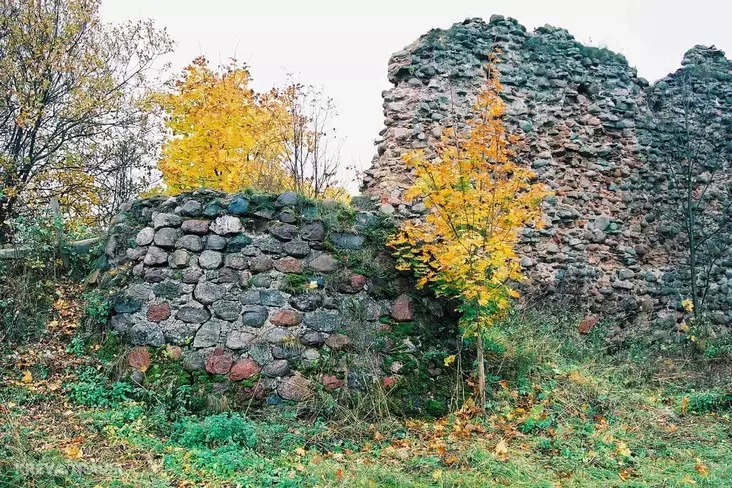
xmin=98 ymin=191 xmax=446 ymax=404
xmin=363 ymin=15 xmax=732 ymax=331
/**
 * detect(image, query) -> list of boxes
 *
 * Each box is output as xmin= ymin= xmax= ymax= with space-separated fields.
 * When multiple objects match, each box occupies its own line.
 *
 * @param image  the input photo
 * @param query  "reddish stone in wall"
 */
xmin=147 ymin=302 xmax=171 ymax=322
xmin=325 ymin=333 xmax=352 ymax=350
xmin=278 ymin=374 xmax=313 ymax=401
xmin=229 ymin=358 xmax=261 ymax=381
xmin=274 ymin=257 xmax=302 ymax=273
xmin=205 ymin=348 xmax=233 ymax=375
xmin=321 ymin=374 xmax=344 ymax=391
xmin=391 ymin=294 xmax=415 ymax=322
xmin=270 ymin=309 xmax=303 ymax=327
xmin=578 ymin=315 xmax=599 ymax=335
xmin=128 ymin=347 xmax=151 ymax=372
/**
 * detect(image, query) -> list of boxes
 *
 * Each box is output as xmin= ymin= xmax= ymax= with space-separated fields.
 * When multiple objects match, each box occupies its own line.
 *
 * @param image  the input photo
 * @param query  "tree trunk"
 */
xmin=476 ymin=325 xmax=486 ymax=412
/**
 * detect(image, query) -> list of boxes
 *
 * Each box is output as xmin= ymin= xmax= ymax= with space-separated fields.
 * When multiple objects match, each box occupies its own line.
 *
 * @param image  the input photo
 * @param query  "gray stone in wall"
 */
xmin=300 ymin=330 xmax=327 ymax=346
xmin=212 ymin=300 xmax=241 ymax=321
xmin=224 ymin=253 xmax=248 ymax=270
xmin=194 ymin=281 xmax=225 ymax=305
xmin=275 ymin=191 xmax=298 ymax=207
xmin=264 ymin=327 xmax=290 ymax=344
xmin=329 ymin=232 xmax=365 ymax=250
xmin=182 ymin=267 xmax=204 ymax=284
xmin=126 ymin=284 xmax=153 ymax=301
xmin=300 ymin=222 xmax=325 ymax=241
xmin=270 ymin=223 xmax=299 ymax=241
xmin=181 ymin=220 xmax=210 ymax=235
xmin=206 ymin=234 xmax=228 ymax=250
xmin=130 ymin=322 xmax=165 ymax=347
xmin=176 ymin=235 xmax=204 ymax=252
xmin=193 ymin=320 xmax=221 ymax=348
xmin=283 ymin=240 xmax=310 ymax=258
xmin=217 ymin=268 xmax=241 ymax=284
xmin=199 ymin=250 xmax=223 ymax=269
xmin=249 ymin=274 xmax=273 ymax=288
xmin=144 ymin=246 xmax=169 ymax=266
xmin=254 ymin=237 xmax=283 ymax=254
xmin=181 ymin=349 xmax=205 ymax=371
xmin=154 ymin=228 xmax=178 ymax=248
xmin=126 ymin=246 xmax=147 ymax=262
xmin=153 ymin=280 xmax=182 ymax=300
xmin=110 ymin=314 xmax=132 ymax=335
xmin=136 ymin=227 xmax=155 ymax=246
xmin=249 ymin=256 xmax=273 ymax=275
xmin=153 ymin=213 xmax=183 ymax=229
xmin=248 ymin=343 xmax=273 ymax=365
xmin=239 ymin=289 xmax=261 ymax=305
xmin=210 ymin=215 xmax=242 ymax=235
xmin=226 ymin=330 xmax=256 ymax=350
xmin=289 ymin=292 xmax=323 ymax=312
xmin=304 ymin=310 xmax=341 ymax=332
xmin=226 ymin=234 xmax=253 ymax=252
xmin=180 ymin=200 xmax=202 ymax=217
xmin=162 ymin=321 xmax=198 ymax=345
xmin=308 ymin=253 xmax=340 ymax=272
xmin=279 ymin=211 xmax=296 ymax=224
xmin=176 ymin=306 xmax=211 ymax=324
xmin=272 ymin=345 xmax=301 ymax=359
xmin=242 ymin=305 xmax=268 ymax=327
xmin=144 ymin=268 xmax=169 ymax=283
xmin=260 ymin=290 xmax=285 ymax=307
xmin=169 ymin=249 xmax=190 ymax=268
xmin=263 ymin=359 xmax=290 ymax=377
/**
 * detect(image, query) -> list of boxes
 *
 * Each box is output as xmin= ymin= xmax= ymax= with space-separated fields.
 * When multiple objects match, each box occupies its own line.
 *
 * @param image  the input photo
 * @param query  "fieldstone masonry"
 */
xmin=99 ymin=190 xmax=428 ymax=403
xmin=363 ymin=15 xmax=732 ymax=331
xmin=99 ymin=15 xmax=731 ymax=402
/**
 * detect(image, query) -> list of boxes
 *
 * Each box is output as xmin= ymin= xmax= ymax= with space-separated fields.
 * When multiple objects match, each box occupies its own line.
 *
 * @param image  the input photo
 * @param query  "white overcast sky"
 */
xmin=102 ymin=0 xmax=731 ymax=189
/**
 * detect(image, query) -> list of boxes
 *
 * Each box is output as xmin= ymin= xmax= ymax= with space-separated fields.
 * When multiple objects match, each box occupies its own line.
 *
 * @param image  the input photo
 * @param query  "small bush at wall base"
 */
xmin=0 ymin=215 xmax=60 ymax=342
xmin=172 ymin=412 xmax=257 ymax=449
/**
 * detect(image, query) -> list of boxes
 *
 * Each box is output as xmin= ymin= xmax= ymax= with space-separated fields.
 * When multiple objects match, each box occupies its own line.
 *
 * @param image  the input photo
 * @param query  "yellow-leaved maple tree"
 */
xmin=157 ymin=57 xmax=290 ymax=194
xmin=390 ymin=66 xmax=549 ymax=408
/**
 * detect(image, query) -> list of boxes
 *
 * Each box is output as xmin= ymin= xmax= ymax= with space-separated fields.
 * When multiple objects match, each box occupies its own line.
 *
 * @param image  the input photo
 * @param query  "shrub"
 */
xmin=172 ymin=412 xmax=257 ymax=449
xmin=67 ymin=367 xmax=132 ymax=408
xmin=0 ymin=215 xmax=60 ymax=342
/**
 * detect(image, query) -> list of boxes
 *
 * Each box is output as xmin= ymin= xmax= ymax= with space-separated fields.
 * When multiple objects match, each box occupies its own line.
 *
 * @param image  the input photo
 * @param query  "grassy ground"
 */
xmin=1 ymin=283 xmax=730 ymax=487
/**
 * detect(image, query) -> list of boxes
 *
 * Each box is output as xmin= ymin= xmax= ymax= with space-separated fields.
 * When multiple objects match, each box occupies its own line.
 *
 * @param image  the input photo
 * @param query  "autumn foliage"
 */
xmin=157 ymin=57 xmax=344 ymax=198
xmin=390 ymin=68 xmax=548 ymax=407
xmin=156 ymin=57 xmax=290 ymax=194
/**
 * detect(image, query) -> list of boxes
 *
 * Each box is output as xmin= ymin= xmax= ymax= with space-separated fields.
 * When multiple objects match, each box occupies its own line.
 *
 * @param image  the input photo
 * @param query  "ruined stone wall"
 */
xmin=97 ymin=190 xmax=452 ymax=406
xmin=363 ymin=15 xmax=732 ymax=331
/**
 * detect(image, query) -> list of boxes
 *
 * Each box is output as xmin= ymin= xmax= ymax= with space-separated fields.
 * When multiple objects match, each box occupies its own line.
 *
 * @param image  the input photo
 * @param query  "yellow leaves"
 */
xmin=618 ymin=468 xmax=637 ymax=481
xmin=682 ymin=475 xmax=697 ymax=485
xmin=567 ymin=370 xmax=589 ymax=385
xmin=682 ymin=298 xmax=694 ymax=313
xmin=443 ymin=355 xmax=456 ymax=367
xmin=680 ymin=396 xmax=690 ymax=414
xmin=63 ymin=445 xmax=84 ymax=460
xmin=615 ymin=441 xmax=631 ymax=458
xmin=695 ymin=458 xmax=709 ymax=476
xmin=158 ymin=56 xmax=291 ymax=194
xmin=494 ymin=439 xmax=509 ymax=461
xmin=22 ymin=370 xmax=33 ymax=384
xmin=389 ymin=71 xmax=549 ymax=334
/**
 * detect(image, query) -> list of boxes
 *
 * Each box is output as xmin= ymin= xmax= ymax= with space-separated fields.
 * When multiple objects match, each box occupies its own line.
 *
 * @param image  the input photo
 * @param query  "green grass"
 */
xmin=1 ymin=303 xmax=730 ymax=487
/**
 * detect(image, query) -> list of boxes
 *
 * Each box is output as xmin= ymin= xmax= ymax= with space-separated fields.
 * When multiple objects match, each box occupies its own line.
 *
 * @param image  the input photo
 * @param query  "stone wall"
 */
xmin=363 ymin=15 xmax=732 ymax=332
xmin=98 ymin=190 xmax=452 ymax=406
